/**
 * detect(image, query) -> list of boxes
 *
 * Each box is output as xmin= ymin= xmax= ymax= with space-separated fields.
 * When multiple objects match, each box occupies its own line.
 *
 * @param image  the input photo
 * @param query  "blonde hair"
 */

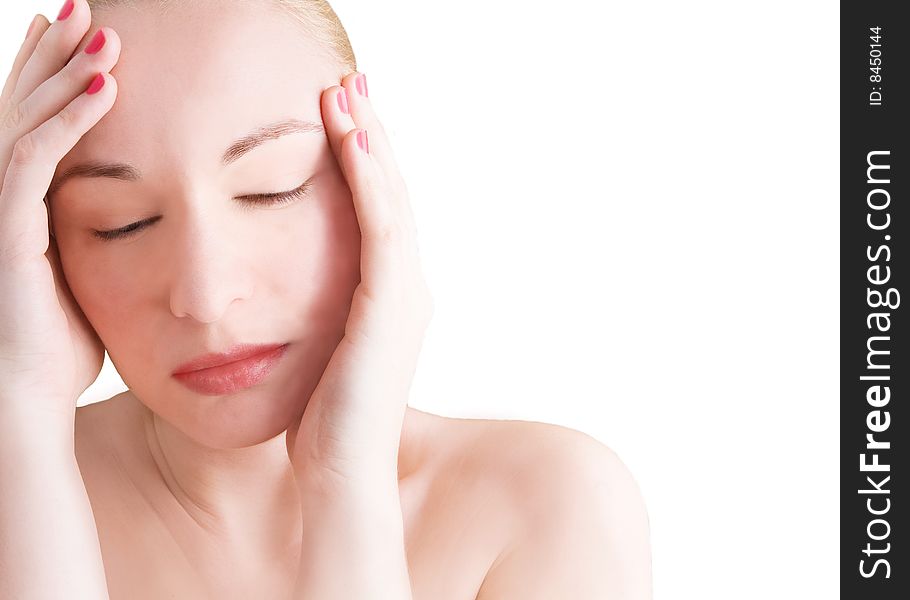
xmin=86 ymin=0 xmax=357 ymax=74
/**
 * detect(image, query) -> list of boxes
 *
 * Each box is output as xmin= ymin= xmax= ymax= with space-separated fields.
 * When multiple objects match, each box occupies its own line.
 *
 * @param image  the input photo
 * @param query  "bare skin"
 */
xmin=75 ymin=392 xmax=651 ymax=600
xmin=1 ymin=0 xmax=650 ymax=597
xmin=76 ymin=395 xmax=491 ymax=599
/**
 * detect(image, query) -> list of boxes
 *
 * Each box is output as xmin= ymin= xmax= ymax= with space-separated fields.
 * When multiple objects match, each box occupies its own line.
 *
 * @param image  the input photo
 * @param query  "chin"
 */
xmin=174 ymin=374 xmax=319 ymax=450
xmin=128 ymin=333 xmax=338 ymax=449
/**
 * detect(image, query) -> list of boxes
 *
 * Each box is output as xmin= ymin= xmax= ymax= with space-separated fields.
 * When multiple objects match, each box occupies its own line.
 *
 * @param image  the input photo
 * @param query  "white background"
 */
xmin=1 ymin=1 xmax=839 ymax=598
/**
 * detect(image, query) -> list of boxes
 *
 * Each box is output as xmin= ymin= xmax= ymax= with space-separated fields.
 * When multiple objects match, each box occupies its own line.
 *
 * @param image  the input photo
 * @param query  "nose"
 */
xmin=167 ymin=220 xmax=254 ymax=324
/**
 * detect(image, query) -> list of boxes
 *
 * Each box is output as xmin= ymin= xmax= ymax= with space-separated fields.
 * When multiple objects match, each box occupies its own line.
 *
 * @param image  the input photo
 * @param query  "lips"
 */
xmin=172 ymin=343 xmax=288 ymax=374
xmin=171 ymin=343 xmax=290 ymax=396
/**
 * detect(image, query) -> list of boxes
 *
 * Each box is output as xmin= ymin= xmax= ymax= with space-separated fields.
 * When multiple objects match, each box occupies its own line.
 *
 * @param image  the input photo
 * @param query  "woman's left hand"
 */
xmin=285 ymin=72 xmax=434 ymax=493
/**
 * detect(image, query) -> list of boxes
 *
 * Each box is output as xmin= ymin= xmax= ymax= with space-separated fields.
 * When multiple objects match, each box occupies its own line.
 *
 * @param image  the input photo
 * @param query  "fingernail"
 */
xmin=84 ymin=29 xmax=106 ymax=54
xmin=357 ymin=130 xmax=370 ymax=154
xmin=356 ymin=73 xmax=369 ymax=98
xmin=85 ymin=73 xmax=105 ymax=95
xmin=57 ymin=0 xmax=75 ymax=21
xmin=25 ymin=15 xmax=38 ymax=40
xmin=337 ymin=88 xmax=350 ymax=114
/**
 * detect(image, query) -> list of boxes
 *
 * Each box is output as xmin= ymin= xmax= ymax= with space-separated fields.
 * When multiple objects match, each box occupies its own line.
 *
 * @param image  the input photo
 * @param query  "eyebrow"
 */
xmin=47 ymin=118 xmax=325 ymax=198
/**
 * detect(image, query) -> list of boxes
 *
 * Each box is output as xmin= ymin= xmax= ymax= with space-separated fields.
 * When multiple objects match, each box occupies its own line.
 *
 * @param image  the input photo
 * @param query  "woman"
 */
xmin=0 ymin=0 xmax=652 ymax=598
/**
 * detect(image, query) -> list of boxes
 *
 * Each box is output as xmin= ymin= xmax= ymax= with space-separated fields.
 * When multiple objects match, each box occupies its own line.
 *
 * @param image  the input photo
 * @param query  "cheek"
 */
xmin=66 ymin=274 xmax=151 ymax=399
xmin=283 ymin=179 xmax=362 ymax=328
xmin=54 ymin=174 xmax=363 ymax=353
xmin=56 ymin=243 xmax=144 ymax=342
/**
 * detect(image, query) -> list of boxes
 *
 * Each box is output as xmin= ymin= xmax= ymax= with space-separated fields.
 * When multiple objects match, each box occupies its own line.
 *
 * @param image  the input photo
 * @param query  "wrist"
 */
xmin=295 ymin=457 xmax=400 ymax=505
xmin=0 ymin=403 xmax=74 ymax=450
xmin=296 ymin=458 xmax=400 ymax=487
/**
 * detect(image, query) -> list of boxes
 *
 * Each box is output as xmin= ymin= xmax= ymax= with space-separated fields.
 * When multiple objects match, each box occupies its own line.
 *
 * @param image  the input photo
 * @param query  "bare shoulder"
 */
xmin=430 ymin=415 xmax=652 ymax=600
xmin=430 ymin=414 xmax=649 ymax=517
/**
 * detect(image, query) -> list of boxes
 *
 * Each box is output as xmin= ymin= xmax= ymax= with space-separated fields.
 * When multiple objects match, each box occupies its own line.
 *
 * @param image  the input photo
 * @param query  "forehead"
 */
xmin=62 ymin=2 xmax=340 ymax=171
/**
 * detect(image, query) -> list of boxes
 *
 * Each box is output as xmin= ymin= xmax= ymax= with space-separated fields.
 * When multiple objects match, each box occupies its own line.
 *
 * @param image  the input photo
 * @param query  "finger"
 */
xmin=0 ymin=73 xmax=117 ymax=261
xmin=1 ymin=14 xmax=50 ymax=105
xmin=321 ymin=85 xmax=404 ymax=297
xmin=339 ymin=72 xmax=418 ymax=240
xmin=10 ymin=0 xmax=93 ymax=106
xmin=14 ymin=27 xmax=121 ymax=147
xmin=320 ymin=84 xmax=357 ymax=182
xmin=320 ymin=77 xmax=420 ymax=255
xmin=339 ymin=72 xmax=403 ymax=191
xmin=338 ymin=126 xmax=400 ymax=300
xmin=1 ymin=25 xmax=119 ymax=201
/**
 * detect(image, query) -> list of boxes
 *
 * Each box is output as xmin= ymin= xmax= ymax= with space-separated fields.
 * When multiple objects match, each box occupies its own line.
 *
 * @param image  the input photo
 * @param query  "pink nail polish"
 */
xmin=337 ymin=89 xmax=350 ymax=114
xmin=25 ymin=16 xmax=37 ymax=40
xmin=356 ymin=74 xmax=369 ymax=97
xmin=84 ymin=29 xmax=106 ymax=54
xmin=357 ymin=130 xmax=370 ymax=154
xmin=85 ymin=73 xmax=105 ymax=95
xmin=57 ymin=0 xmax=74 ymax=21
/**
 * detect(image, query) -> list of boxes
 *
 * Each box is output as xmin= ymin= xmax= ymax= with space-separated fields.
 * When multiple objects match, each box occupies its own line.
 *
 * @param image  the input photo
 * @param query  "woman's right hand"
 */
xmin=0 ymin=1 xmax=120 ymax=424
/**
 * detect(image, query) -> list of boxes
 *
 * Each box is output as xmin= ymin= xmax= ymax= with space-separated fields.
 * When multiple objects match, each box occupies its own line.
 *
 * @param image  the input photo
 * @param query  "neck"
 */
xmin=141 ymin=401 xmax=303 ymax=555
xmin=128 ymin=392 xmax=430 ymax=558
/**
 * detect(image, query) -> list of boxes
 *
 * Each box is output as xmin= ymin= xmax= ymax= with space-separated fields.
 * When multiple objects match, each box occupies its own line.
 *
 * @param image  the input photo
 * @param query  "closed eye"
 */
xmin=91 ymin=177 xmax=314 ymax=241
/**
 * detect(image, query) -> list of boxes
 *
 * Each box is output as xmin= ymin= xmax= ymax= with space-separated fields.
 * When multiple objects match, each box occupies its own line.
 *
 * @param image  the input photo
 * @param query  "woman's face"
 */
xmin=49 ymin=3 xmax=362 ymax=449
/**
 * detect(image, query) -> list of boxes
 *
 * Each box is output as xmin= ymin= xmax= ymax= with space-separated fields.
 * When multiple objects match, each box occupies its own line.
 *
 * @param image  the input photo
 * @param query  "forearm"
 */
xmin=0 ymin=414 xmax=109 ymax=600
xmin=292 ymin=465 xmax=412 ymax=600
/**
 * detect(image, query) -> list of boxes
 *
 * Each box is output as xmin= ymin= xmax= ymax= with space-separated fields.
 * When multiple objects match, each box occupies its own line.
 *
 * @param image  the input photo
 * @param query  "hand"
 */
xmin=0 ymin=4 xmax=119 ymax=422
xmin=285 ymin=72 xmax=434 ymax=490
